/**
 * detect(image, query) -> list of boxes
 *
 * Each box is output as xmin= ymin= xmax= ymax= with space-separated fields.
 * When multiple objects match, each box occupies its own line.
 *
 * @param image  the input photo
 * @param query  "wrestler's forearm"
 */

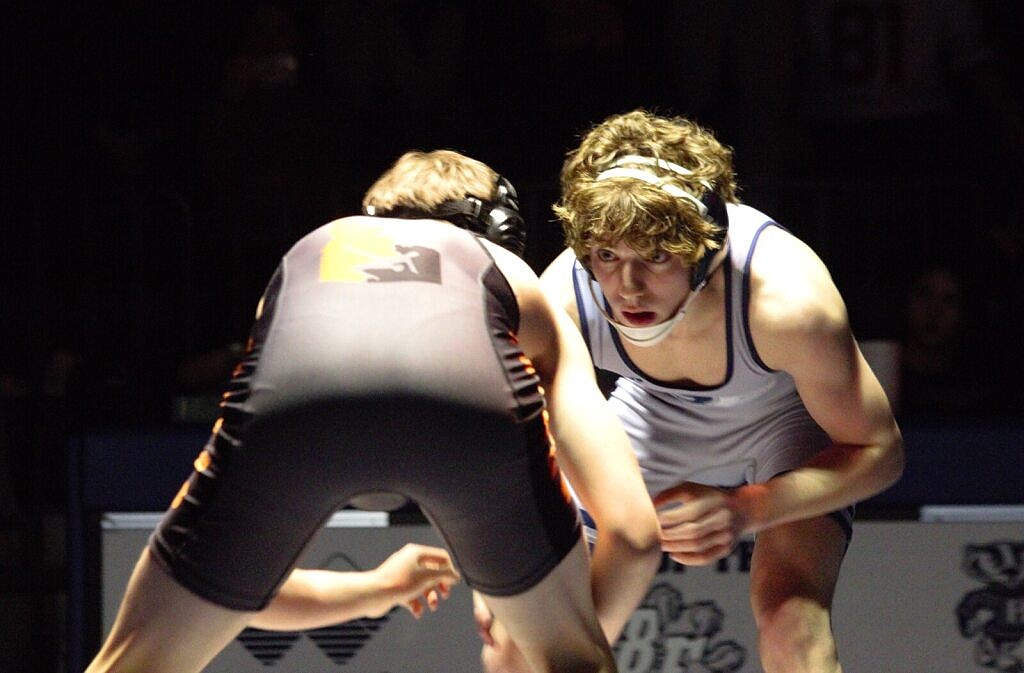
xmin=738 ymin=437 xmax=904 ymax=533
xmin=589 ymin=529 xmax=661 ymax=642
xmin=550 ymin=397 xmax=660 ymax=640
xmin=546 ymin=394 xmax=660 ymax=641
xmin=249 ymin=569 xmax=388 ymax=631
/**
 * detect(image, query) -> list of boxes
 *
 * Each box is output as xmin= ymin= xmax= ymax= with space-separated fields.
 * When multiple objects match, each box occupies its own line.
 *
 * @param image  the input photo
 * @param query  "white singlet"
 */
xmin=572 ymin=204 xmax=832 ymax=497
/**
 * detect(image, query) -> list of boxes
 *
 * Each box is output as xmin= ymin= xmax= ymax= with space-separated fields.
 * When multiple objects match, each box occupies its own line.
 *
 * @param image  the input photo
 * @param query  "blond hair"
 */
xmin=362 ymin=150 xmax=497 ymax=215
xmin=554 ymin=110 xmax=739 ymax=264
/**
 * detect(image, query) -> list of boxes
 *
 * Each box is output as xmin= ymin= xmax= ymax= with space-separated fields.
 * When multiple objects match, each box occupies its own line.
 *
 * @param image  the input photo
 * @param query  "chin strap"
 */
xmin=588 ymin=277 xmax=707 ymax=347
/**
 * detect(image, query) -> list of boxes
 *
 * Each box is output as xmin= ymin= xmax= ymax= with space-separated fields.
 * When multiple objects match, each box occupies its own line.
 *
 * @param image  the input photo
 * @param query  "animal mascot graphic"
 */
xmin=957 ymin=541 xmax=1024 ymax=672
xmin=616 ymin=583 xmax=746 ymax=673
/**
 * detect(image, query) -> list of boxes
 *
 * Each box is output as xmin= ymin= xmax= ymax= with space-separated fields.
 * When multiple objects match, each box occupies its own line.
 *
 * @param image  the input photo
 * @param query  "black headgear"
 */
xmin=690 ymin=189 xmax=728 ymax=290
xmin=366 ymin=175 xmax=527 ymax=257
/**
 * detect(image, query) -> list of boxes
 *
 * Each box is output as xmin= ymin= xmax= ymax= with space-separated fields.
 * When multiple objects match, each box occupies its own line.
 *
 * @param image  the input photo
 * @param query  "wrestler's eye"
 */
xmin=594 ymin=248 xmax=617 ymax=263
xmin=647 ymin=250 xmax=672 ymax=264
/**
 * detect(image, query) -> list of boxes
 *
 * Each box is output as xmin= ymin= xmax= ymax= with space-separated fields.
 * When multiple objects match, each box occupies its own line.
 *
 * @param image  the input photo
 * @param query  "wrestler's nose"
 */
xmin=618 ymin=263 xmax=645 ymax=300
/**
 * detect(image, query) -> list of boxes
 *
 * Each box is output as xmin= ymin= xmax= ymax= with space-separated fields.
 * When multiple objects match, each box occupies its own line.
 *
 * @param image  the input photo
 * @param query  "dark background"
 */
xmin=1 ymin=2 xmax=1022 ymax=671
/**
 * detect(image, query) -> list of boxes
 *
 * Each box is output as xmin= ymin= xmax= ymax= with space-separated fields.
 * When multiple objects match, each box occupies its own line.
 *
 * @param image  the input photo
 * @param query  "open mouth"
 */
xmin=621 ymin=310 xmax=657 ymax=326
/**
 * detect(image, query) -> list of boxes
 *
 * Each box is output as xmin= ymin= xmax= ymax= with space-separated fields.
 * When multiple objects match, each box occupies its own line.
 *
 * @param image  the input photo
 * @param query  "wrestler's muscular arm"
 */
xmin=655 ymin=228 xmax=905 ymax=564
xmin=739 ymin=228 xmax=904 ymax=526
xmin=489 ymin=242 xmax=661 ymax=642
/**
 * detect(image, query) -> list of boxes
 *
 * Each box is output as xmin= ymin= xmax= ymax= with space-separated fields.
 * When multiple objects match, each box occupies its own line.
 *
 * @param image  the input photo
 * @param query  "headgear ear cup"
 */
xmin=690 ymin=190 xmax=729 ymax=290
xmin=481 ymin=176 xmax=527 ymax=256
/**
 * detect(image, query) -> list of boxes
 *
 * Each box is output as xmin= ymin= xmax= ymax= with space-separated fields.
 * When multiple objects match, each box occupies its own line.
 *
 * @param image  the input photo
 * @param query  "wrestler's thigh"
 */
xmin=85 ymin=550 xmax=252 ymax=673
xmin=749 ymin=516 xmax=847 ymax=619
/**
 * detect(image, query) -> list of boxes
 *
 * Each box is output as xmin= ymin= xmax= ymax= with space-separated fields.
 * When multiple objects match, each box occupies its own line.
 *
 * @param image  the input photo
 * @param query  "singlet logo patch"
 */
xmin=320 ymin=222 xmax=441 ymax=284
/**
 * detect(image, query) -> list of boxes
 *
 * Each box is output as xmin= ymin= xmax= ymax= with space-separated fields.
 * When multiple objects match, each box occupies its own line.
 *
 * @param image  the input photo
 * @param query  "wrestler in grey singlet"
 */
xmin=572 ymin=204 xmax=852 ymax=538
xmin=149 ymin=217 xmax=580 ymax=610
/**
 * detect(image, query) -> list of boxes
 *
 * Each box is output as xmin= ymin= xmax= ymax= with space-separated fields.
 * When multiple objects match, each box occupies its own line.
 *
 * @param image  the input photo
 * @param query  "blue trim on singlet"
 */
xmin=742 ymin=222 xmax=778 ymax=374
xmin=572 ymin=268 xmax=594 ymax=356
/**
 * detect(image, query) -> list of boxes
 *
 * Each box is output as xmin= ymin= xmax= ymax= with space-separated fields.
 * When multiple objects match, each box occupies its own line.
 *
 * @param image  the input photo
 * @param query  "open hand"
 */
xmin=376 ymin=543 xmax=460 ymax=618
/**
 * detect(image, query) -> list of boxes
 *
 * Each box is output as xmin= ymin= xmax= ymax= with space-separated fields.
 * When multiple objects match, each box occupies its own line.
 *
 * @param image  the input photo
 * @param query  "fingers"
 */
xmin=407 ymin=590 xmax=437 ymax=619
xmin=406 ymin=587 xmax=447 ymax=619
xmin=659 ymin=507 xmax=733 ymax=541
xmin=652 ymin=481 xmax=705 ymax=508
xmin=417 ymin=562 xmax=460 ymax=589
xmin=406 ymin=547 xmax=460 ymax=597
xmin=656 ymin=505 xmax=700 ymax=529
xmin=654 ymin=489 xmax=738 ymax=565
xmin=407 ymin=597 xmax=424 ymax=618
xmin=391 ymin=544 xmax=460 ymax=619
xmin=655 ymin=488 xmax=722 ymax=526
xmin=417 ymin=550 xmax=455 ymax=572
xmin=661 ymin=527 xmax=735 ymax=557
xmin=660 ymin=512 xmax=736 ymax=561
xmin=667 ymin=544 xmax=733 ymax=566
xmin=416 ymin=547 xmax=460 ymax=577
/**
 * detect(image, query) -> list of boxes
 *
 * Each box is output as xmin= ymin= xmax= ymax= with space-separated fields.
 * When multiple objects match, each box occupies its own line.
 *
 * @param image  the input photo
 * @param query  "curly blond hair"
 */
xmin=554 ymin=110 xmax=739 ymax=264
xmin=362 ymin=150 xmax=497 ymax=215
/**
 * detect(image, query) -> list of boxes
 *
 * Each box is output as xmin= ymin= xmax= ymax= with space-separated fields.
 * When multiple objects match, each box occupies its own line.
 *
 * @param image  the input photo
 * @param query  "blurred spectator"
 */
xmin=786 ymin=1 xmax=1024 ymax=344
xmin=898 ymin=264 xmax=995 ymax=419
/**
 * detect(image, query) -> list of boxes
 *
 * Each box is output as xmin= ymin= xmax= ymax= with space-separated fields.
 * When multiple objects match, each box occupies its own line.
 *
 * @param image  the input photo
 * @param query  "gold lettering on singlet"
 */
xmin=319 ymin=221 xmax=402 ymax=283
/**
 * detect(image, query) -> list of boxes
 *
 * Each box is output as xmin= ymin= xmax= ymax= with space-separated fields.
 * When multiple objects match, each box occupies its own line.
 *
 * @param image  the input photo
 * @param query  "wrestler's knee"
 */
xmin=755 ymin=596 xmax=839 ymax=673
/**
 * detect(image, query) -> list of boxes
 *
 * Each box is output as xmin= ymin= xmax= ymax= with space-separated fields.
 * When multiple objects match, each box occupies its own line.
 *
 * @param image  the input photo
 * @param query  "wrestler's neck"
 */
xmin=613 ymin=275 xmax=728 ymax=388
